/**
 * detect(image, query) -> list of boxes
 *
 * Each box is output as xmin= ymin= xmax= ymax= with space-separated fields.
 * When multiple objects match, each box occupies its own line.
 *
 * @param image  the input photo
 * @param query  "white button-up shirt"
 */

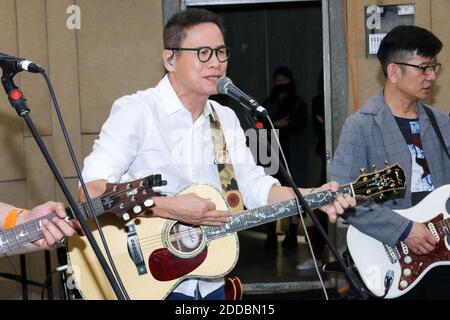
xmin=82 ymin=75 xmax=279 ymax=298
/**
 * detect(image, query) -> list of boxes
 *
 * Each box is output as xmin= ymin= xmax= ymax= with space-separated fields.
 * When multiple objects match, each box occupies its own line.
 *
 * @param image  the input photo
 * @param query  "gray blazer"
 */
xmin=332 ymin=90 xmax=450 ymax=247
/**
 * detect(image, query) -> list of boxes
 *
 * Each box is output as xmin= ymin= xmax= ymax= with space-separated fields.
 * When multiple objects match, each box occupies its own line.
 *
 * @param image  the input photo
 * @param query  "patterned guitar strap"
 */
xmin=209 ymin=106 xmax=244 ymax=212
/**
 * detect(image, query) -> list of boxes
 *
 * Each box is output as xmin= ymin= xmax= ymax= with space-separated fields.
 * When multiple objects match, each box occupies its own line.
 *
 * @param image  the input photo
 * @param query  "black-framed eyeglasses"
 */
xmin=393 ymin=61 xmax=442 ymax=75
xmin=166 ymin=46 xmax=231 ymax=63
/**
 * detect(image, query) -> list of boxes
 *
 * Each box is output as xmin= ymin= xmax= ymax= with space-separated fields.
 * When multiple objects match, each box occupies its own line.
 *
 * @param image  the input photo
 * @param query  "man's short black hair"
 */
xmin=377 ymin=25 xmax=443 ymax=77
xmin=164 ymin=8 xmax=225 ymax=49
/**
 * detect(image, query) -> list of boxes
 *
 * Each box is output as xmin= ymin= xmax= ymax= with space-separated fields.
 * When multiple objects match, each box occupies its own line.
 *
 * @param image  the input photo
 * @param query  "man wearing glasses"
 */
xmin=80 ymin=8 xmax=355 ymax=300
xmin=332 ymin=25 xmax=450 ymax=299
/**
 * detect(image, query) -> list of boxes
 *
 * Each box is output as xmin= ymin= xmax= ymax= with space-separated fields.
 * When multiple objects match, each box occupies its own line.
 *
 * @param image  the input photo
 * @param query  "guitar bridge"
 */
xmin=126 ymin=224 xmax=147 ymax=275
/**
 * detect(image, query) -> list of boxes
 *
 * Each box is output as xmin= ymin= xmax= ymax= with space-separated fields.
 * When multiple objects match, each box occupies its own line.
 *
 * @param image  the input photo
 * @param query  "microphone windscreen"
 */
xmin=216 ymin=76 xmax=232 ymax=94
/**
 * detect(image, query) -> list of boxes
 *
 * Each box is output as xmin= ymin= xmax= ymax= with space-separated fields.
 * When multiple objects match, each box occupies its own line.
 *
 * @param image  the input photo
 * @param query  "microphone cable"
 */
xmin=238 ymin=101 xmax=329 ymax=299
xmin=263 ymin=115 xmax=329 ymax=300
xmin=39 ymin=70 xmax=130 ymax=300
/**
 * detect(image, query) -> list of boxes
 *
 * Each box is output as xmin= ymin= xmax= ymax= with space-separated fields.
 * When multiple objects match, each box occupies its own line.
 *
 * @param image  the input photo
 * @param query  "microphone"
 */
xmin=0 ymin=52 xmax=43 ymax=75
xmin=216 ymin=76 xmax=268 ymax=116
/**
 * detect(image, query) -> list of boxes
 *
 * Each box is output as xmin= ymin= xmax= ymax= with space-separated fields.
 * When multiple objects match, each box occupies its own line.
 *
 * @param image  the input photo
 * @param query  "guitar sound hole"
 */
xmin=169 ymin=223 xmax=204 ymax=254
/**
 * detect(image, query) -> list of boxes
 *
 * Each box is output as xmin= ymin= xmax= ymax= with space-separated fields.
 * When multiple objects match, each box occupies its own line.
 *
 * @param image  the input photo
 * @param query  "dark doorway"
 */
xmin=199 ymin=2 xmax=323 ymax=188
xmin=190 ymin=2 xmax=328 ymax=291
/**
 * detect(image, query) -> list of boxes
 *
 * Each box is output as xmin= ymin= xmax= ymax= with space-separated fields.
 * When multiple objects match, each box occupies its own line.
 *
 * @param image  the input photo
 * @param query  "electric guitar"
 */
xmin=347 ymin=184 xmax=450 ymax=299
xmin=0 ymin=175 xmax=162 ymax=257
xmin=66 ymin=163 xmax=405 ymax=300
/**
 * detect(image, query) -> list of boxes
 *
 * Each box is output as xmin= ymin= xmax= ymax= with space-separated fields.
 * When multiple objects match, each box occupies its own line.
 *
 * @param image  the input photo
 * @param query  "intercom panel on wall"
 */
xmin=365 ymin=4 xmax=415 ymax=58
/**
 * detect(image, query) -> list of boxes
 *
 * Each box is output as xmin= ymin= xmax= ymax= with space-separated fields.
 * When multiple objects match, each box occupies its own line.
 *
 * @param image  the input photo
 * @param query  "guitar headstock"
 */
xmin=352 ymin=163 xmax=406 ymax=201
xmin=97 ymin=174 xmax=167 ymax=221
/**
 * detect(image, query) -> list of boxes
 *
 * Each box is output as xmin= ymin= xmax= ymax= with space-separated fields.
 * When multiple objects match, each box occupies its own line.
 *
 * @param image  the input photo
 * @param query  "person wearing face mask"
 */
xmin=262 ymin=66 xmax=308 ymax=250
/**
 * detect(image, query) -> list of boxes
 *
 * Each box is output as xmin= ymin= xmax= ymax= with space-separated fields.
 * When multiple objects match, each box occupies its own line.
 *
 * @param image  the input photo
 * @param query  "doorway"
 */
xmin=203 ymin=2 xmax=324 ymax=188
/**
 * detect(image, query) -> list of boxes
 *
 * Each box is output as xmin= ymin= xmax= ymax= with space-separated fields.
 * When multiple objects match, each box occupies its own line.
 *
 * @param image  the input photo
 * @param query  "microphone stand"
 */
xmin=0 ymin=72 xmax=126 ymax=300
xmin=242 ymin=105 xmax=369 ymax=300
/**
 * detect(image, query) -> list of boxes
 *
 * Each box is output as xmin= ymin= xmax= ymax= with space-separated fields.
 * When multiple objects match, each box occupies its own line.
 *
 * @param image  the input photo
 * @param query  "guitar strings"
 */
xmin=0 ymin=183 xmax=153 ymax=252
xmin=122 ymin=185 xmax=370 ymax=247
xmin=75 ymin=175 xmax=393 ymax=223
xmin=85 ymin=180 xmax=388 ymax=249
xmin=77 ymin=182 xmax=152 ymax=219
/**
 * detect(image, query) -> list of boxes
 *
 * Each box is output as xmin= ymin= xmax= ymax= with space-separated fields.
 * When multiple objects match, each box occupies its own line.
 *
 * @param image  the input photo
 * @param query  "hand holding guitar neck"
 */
xmin=0 ymin=174 xmax=165 ymax=257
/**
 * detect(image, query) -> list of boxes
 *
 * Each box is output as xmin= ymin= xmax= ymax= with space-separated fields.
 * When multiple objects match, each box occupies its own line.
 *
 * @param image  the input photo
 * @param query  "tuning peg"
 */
xmin=133 ymin=205 xmax=142 ymax=214
xmin=384 ymin=160 xmax=389 ymax=167
xmin=372 ymin=164 xmax=377 ymax=171
xmin=360 ymin=168 xmax=366 ymax=174
xmin=122 ymin=213 xmax=130 ymax=221
xmin=144 ymin=199 xmax=154 ymax=207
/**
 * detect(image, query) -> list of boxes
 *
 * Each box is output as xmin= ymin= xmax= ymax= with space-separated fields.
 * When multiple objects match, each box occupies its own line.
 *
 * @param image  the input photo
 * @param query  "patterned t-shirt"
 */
xmin=395 ymin=117 xmax=434 ymax=205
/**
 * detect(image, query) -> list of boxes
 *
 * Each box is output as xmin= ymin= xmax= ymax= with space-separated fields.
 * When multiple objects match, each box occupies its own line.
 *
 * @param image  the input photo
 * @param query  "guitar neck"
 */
xmin=205 ymin=184 xmax=354 ymax=240
xmin=0 ymin=197 xmax=103 ymax=256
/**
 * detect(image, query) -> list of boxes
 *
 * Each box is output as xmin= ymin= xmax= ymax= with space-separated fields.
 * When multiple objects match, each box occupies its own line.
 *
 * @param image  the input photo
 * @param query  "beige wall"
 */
xmin=346 ymin=0 xmax=450 ymax=114
xmin=1 ymin=0 xmax=449 ymax=300
xmin=0 ymin=0 xmax=164 ymax=299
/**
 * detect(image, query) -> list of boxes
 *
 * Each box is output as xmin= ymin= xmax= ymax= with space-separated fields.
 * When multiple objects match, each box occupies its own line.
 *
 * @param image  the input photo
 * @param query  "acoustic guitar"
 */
xmin=67 ymin=164 xmax=406 ymax=299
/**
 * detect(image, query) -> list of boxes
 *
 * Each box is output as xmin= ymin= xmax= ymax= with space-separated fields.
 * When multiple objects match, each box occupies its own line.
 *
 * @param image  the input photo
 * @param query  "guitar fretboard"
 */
xmin=0 ymin=197 xmax=103 ymax=256
xmin=204 ymin=185 xmax=354 ymax=240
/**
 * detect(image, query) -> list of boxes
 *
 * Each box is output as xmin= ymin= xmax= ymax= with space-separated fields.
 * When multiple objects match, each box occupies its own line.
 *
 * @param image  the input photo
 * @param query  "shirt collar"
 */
xmin=158 ymin=74 xmax=213 ymax=120
xmin=158 ymin=74 xmax=184 ymax=116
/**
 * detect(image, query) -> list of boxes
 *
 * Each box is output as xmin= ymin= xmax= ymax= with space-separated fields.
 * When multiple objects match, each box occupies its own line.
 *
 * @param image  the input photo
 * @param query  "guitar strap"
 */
xmin=422 ymin=105 xmax=450 ymax=161
xmin=209 ymin=105 xmax=244 ymax=212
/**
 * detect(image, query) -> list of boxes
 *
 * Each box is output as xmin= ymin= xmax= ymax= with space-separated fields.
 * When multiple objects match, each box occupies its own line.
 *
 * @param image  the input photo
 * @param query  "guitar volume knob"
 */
xmin=403 ymin=268 xmax=412 ymax=277
xmin=133 ymin=206 xmax=142 ymax=214
xmin=122 ymin=213 xmax=130 ymax=221
xmin=404 ymin=256 xmax=412 ymax=264
xmin=400 ymin=280 xmax=409 ymax=289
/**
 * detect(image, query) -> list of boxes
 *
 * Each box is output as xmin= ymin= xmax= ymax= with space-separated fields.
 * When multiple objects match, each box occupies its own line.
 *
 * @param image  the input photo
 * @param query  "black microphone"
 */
xmin=216 ymin=76 xmax=268 ymax=116
xmin=0 ymin=52 xmax=43 ymax=74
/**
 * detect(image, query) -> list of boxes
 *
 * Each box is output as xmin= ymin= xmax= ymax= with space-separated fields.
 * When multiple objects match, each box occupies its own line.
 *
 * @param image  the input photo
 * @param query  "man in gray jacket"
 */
xmin=333 ymin=25 xmax=450 ymax=299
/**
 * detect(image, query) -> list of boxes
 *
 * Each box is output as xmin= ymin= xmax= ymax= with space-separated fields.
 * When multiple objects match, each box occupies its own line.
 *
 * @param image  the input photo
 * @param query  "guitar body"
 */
xmin=67 ymin=184 xmax=239 ymax=300
xmin=225 ymin=276 xmax=243 ymax=300
xmin=347 ymin=184 xmax=450 ymax=298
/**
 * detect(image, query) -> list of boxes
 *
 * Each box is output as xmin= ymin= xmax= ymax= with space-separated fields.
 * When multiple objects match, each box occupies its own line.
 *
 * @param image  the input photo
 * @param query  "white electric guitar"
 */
xmin=347 ymin=184 xmax=450 ymax=299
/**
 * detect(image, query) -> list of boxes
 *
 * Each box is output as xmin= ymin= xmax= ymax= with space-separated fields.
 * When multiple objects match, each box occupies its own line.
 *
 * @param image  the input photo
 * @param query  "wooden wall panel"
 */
xmin=47 ymin=0 xmax=82 ymax=177
xmin=82 ymin=134 xmax=98 ymax=160
xmin=55 ymin=178 xmax=79 ymax=204
xmin=431 ymin=0 xmax=450 ymax=114
xmin=0 ymin=0 xmax=26 ymax=181
xmin=0 ymin=181 xmax=27 ymax=208
xmin=24 ymin=136 xmax=55 ymax=207
xmin=346 ymin=0 xmax=432 ymax=112
xmin=0 ymin=0 xmax=166 ymax=299
xmin=77 ymin=0 xmax=165 ymax=134
xmin=16 ymin=0 xmax=52 ymax=136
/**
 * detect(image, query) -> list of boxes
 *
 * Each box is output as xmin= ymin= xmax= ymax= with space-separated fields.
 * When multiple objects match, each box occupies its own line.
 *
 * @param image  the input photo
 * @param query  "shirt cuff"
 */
xmin=398 ymin=220 xmax=413 ymax=241
xmin=256 ymin=175 xmax=280 ymax=207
